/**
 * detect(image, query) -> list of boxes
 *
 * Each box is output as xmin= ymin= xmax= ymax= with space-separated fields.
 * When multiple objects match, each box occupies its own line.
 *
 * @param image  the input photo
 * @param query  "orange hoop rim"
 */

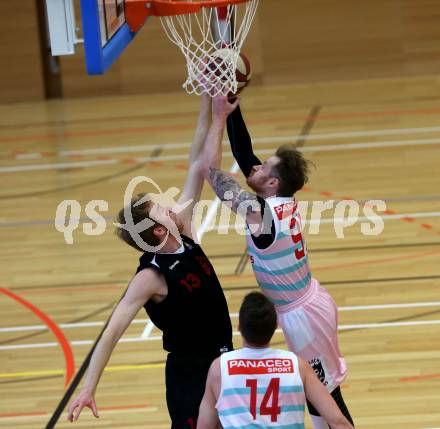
xmin=148 ymin=0 xmax=253 ymax=17
xmin=125 ymin=0 xmax=256 ymax=34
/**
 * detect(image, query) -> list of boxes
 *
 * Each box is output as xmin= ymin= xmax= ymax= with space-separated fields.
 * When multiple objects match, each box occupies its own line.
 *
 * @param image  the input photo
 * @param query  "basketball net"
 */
xmin=159 ymin=0 xmax=259 ymax=96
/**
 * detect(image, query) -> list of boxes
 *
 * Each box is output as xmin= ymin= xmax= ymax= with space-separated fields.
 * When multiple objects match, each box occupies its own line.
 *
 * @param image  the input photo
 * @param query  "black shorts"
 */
xmin=165 ymin=353 xmax=217 ymax=429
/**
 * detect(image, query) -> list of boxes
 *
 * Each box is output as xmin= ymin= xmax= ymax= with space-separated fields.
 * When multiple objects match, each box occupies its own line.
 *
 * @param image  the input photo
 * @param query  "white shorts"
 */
xmin=276 ymin=278 xmax=347 ymax=392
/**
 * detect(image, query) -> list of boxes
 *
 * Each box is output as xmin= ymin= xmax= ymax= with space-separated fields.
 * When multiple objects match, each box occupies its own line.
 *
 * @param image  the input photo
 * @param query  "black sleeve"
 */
xmin=227 ymin=104 xmax=262 ymax=178
xmin=249 ymin=196 xmax=276 ymax=250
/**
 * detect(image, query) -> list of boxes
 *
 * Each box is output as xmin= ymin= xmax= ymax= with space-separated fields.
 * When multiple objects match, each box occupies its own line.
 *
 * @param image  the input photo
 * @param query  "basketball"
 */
xmin=235 ymin=51 xmax=252 ymax=95
xmin=210 ymin=48 xmax=252 ymax=96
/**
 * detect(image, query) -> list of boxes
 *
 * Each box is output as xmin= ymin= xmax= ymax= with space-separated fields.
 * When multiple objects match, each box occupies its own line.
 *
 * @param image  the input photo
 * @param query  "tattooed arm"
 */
xmin=207 ymin=166 xmax=264 ymax=234
xmin=200 ymin=96 xmax=266 ymax=234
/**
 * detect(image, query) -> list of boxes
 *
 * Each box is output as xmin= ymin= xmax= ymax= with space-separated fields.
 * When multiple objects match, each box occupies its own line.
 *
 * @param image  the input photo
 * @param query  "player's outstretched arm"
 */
xmin=188 ymin=93 xmax=212 ymax=166
xmin=67 ymin=268 xmax=163 ymax=422
xmin=226 ymin=103 xmax=262 ymax=178
xmin=177 ymin=94 xmax=212 ymax=237
xmin=299 ymin=359 xmax=354 ymax=429
xmin=200 ymin=95 xmax=239 ymax=173
xmin=196 ymin=358 xmax=221 ymax=429
xmin=200 ymin=96 xmax=262 ymax=230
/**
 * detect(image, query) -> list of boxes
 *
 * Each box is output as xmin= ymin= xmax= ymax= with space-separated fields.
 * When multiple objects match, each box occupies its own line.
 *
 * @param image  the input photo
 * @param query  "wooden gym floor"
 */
xmin=0 ymin=75 xmax=439 ymax=428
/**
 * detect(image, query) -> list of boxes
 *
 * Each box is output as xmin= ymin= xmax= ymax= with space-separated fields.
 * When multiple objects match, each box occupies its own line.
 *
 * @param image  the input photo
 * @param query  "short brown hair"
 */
xmin=115 ymin=193 xmax=161 ymax=252
xmin=272 ymin=146 xmax=311 ymax=196
xmin=239 ymin=292 xmax=277 ymax=346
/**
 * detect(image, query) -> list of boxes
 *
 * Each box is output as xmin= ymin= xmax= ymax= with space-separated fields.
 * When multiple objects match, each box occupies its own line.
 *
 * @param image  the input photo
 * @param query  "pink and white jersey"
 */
xmin=246 ymin=197 xmax=311 ymax=308
xmin=216 ymin=347 xmax=305 ymax=429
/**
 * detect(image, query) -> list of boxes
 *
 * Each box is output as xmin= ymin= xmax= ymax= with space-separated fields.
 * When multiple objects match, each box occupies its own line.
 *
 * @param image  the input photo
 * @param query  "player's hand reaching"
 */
xmin=211 ymin=95 xmax=239 ymax=123
xmin=67 ymin=388 xmax=99 ymax=422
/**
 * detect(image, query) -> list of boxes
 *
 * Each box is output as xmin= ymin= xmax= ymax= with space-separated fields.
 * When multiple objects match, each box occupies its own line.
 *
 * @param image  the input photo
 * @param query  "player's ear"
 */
xmin=153 ymin=225 xmax=167 ymax=238
xmin=268 ymin=176 xmax=279 ymax=190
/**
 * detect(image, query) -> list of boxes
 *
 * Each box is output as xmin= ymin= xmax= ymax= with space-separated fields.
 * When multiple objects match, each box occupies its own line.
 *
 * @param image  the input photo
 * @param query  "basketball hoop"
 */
xmin=125 ymin=0 xmax=259 ymax=96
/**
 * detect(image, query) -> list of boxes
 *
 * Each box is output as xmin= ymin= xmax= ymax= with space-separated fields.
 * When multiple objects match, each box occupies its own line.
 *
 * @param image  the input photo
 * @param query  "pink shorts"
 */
xmin=276 ymin=278 xmax=347 ymax=392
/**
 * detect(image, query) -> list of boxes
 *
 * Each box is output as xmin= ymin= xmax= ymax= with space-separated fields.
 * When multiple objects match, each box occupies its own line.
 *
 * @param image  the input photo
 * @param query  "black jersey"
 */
xmin=136 ymin=234 xmax=233 ymax=356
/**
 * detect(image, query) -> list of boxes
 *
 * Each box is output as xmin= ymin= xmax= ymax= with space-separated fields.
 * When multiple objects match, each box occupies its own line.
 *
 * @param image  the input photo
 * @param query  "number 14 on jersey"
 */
xmin=246 ymin=378 xmax=281 ymax=422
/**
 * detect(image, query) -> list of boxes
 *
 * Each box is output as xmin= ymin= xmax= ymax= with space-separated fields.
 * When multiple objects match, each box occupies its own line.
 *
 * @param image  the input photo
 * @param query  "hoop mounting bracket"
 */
xmin=125 ymin=0 xmax=155 ymax=33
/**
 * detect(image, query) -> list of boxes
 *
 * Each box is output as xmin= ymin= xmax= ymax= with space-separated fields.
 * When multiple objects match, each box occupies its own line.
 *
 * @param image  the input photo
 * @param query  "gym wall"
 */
xmin=0 ymin=1 xmax=45 ymax=103
xmin=2 ymin=0 xmax=440 ymax=103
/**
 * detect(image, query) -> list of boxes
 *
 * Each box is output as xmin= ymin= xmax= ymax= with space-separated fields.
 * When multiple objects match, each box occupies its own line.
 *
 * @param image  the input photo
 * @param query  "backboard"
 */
xmin=45 ymin=0 xmax=143 ymax=75
xmin=45 ymin=0 xmax=258 ymax=84
xmin=81 ymin=0 xmax=138 ymax=74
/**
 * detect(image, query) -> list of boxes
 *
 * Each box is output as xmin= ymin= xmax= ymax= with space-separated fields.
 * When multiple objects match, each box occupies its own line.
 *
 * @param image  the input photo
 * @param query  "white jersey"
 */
xmin=246 ymin=197 xmax=348 ymax=392
xmin=216 ymin=347 xmax=305 ymax=429
xmin=246 ymin=197 xmax=311 ymax=308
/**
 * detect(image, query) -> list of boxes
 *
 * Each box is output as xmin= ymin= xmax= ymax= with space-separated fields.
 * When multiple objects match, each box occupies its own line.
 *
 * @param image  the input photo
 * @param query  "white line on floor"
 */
xmin=1 ymin=319 xmax=439 ymax=351
xmin=211 ymin=210 xmax=440 ymax=233
xmin=300 ymin=137 xmax=440 ymax=152
xmin=338 ymin=320 xmax=440 ymax=330
xmin=15 ymin=125 xmax=440 ymax=159
xmin=310 ymin=212 xmax=440 ymax=223
xmin=4 ymin=136 xmax=440 ymax=174
xmin=0 ymin=159 xmax=117 ymax=173
xmin=1 ymin=301 xmax=440 ymax=334
xmin=0 ymin=319 xmax=146 ymax=333
xmin=141 ymin=320 xmax=155 ymax=339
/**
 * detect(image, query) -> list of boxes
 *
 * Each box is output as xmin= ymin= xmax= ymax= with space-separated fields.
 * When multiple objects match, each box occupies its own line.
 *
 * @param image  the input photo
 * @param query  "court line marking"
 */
xmin=0 ymin=159 xmax=117 ymax=173
xmin=0 ymin=404 xmax=158 ymax=420
xmin=0 ymin=411 xmax=47 ymax=419
xmin=401 ymin=373 xmax=440 ymax=383
xmin=8 ymin=248 xmax=438 ymax=299
xmin=0 ymin=288 xmax=75 ymax=387
xmin=5 ymin=104 xmax=440 ymax=144
xmin=209 ymin=207 xmax=440 ymax=242
xmin=338 ymin=320 xmax=440 ymax=329
xmin=0 ymin=369 xmax=65 ymax=378
xmin=337 ymin=302 xmax=440 ymax=311
xmin=211 ymin=210 xmax=440 ymax=232
xmin=0 ymin=364 xmax=168 ymax=381
xmin=14 ymin=124 xmax=440 ymax=160
xmin=316 ymin=248 xmax=440 ymax=272
xmin=3 ymin=361 xmax=440 ymax=386
xmin=299 ymin=137 xmax=440 ymax=152
xmin=4 ymin=103 xmax=440 ymax=132
xmin=309 ymin=211 xmax=440 ymax=223
xmin=0 ymin=319 xmax=145 ymax=333
xmin=2 ymin=301 xmax=439 ymax=334
xmin=3 ymin=136 xmax=440 ymax=174
xmin=1 ymin=319 xmax=440 ymax=351
xmin=18 ymin=141 xmax=195 ymax=158
xmin=3 ymin=208 xmax=440 ymax=230
xmin=140 ymin=320 xmax=155 ymax=339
